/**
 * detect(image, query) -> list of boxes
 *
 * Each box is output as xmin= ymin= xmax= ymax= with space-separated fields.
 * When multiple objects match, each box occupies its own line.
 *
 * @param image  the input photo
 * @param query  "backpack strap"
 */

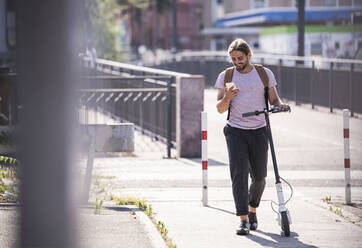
xmin=224 ymin=67 xmax=235 ymax=87
xmin=224 ymin=67 xmax=234 ymax=120
xmin=254 ymin=64 xmax=270 ymax=110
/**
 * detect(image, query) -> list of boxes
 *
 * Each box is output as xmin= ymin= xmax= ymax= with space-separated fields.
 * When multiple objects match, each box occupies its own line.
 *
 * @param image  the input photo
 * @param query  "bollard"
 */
xmin=343 ymin=109 xmax=351 ymax=205
xmin=201 ymin=111 xmax=208 ymax=206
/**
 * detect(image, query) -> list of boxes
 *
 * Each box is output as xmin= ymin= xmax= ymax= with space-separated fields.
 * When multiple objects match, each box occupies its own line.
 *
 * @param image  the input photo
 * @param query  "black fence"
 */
xmin=154 ymin=55 xmax=362 ymax=115
xmin=81 ymin=64 xmax=176 ymax=157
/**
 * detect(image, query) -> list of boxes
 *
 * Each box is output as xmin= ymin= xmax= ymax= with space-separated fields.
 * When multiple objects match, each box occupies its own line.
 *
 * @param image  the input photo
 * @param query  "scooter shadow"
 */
xmin=245 ymin=229 xmax=318 ymax=248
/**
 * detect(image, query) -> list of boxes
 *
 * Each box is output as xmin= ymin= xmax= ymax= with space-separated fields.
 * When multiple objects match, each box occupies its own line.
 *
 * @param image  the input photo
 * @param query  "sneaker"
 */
xmin=236 ymin=220 xmax=250 ymax=235
xmin=248 ymin=212 xmax=258 ymax=231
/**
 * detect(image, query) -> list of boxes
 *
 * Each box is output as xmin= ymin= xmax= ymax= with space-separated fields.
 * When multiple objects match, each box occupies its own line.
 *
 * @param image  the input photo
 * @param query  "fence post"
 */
xmin=82 ymin=126 xmax=95 ymax=203
xmin=167 ymin=77 xmax=173 ymax=158
xmin=329 ymin=62 xmax=334 ymax=113
xmin=311 ymin=60 xmax=315 ymax=109
xmin=277 ymin=59 xmax=282 ymax=98
xmin=294 ymin=65 xmax=297 ymax=105
xmin=349 ymin=63 xmax=354 ymax=117
xmin=343 ymin=109 xmax=351 ymax=205
xmin=201 ymin=111 xmax=208 ymax=206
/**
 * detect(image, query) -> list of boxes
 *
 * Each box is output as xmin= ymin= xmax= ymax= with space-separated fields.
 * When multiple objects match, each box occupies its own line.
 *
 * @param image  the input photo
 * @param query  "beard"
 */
xmin=235 ymin=58 xmax=249 ymax=71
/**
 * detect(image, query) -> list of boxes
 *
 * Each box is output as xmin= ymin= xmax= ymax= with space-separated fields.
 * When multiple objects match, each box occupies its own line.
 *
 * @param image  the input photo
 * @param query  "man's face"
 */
xmin=230 ymin=50 xmax=250 ymax=71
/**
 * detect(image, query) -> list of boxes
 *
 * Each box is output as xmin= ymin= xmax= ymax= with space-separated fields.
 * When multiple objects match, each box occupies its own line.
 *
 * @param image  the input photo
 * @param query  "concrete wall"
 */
xmin=260 ymin=31 xmax=362 ymax=58
xmin=269 ymin=0 xmax=293 ymax=7
xmin=309 ymin=0 xmax=323 ymax=6
xmin=339 ymin=0 xmax=352 ymax=6
xmin=224 ymin=0 xmax=249 ymax=14
xmin=176 ymin=75 xmax=204 ymax=158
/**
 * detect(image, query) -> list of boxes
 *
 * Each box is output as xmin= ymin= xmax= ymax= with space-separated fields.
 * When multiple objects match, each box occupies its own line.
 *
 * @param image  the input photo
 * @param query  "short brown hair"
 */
xmin=228 ymin=38 xmax=253 ymax=56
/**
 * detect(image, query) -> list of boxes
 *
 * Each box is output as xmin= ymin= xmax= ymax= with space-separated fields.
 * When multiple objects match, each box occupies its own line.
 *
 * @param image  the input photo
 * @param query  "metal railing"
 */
xmin=80 ymin=65 xmax=175 ymax=157
xmin=153 ymin=51 xmax=362 ymax=116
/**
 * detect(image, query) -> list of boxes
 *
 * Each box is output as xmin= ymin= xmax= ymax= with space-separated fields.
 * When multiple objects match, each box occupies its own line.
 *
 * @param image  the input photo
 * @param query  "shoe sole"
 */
xmin=250 ymin=225 xmax=257 ymax=231
xmin=236 ymin=230 xmax=250 ymax=235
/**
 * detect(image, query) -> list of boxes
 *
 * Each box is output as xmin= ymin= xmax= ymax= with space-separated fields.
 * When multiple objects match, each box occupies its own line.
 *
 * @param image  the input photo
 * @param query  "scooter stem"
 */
xmin=264 ymin=112 xmax=281 ymax=184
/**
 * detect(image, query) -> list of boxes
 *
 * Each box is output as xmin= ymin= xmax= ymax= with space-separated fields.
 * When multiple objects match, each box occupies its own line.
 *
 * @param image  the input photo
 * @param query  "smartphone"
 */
xmin=225 ymin=82 xmax=235 ymax=89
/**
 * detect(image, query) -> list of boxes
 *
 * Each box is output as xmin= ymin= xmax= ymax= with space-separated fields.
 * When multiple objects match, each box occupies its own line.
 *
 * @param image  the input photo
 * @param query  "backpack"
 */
xmin=223 ymin=64 xmax=269 ymax=120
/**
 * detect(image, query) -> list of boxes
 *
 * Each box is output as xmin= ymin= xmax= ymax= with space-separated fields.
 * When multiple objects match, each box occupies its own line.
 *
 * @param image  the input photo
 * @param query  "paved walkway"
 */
xmin=1 ymin=88 xmax=362 ymax=247
xmin=90 ymin=156 xmax=362 ymax=248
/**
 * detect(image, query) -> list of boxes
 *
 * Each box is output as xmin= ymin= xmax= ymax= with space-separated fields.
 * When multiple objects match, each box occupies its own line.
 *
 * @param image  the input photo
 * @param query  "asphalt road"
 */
xmin=205 ymin=88 xmax=362 ymax=171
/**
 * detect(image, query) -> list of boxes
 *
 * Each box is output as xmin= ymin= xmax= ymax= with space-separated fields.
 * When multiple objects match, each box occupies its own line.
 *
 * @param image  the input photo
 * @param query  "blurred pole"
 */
xmin=297 ymin=0 xmax=305 ymax=64
xmin=17 ymin=0 xmax=80 ymax=247
xmin=172 ymin=0 xmax=178 ymax=53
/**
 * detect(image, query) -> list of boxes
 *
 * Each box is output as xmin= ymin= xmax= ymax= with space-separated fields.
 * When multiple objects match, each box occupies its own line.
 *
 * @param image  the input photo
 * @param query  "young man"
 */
xmin=215 ymin=38 xmax=289 ymax=235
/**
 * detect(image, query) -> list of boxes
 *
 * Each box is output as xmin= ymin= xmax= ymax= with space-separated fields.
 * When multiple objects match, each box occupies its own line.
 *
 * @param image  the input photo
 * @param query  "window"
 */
xmin=323 ymin=0 xmax=337 ymax=6
xmin=311 ymin=43 xmax=323 ymax=55
xmin=252 ymin=0 xmax=266 ymax=8
xmin=354 ymin=0 xmax=362 ymax=6
xmin=335 ymin=42 xmax=339 ymax=49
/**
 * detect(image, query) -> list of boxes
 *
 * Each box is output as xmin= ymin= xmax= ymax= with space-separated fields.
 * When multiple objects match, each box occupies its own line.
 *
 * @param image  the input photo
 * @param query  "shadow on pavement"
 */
xmin=206 ymin=205 xmax=235 ymax=215
xmin=245 ymin=230 xmax=318 ymax=248
xmin=187 ymin=158 xmax=227 ymax=166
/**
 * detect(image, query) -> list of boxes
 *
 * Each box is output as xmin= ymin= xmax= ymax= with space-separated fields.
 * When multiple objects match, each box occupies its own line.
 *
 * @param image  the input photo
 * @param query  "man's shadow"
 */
xmin=207 ymin=205 xmax=317 ymax=248
xmin=245 ymin=229 xmax=318 ymax=248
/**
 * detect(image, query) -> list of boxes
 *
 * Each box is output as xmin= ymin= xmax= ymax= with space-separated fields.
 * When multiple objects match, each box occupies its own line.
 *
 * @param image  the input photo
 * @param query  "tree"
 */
xmin=82 ymin=0 xmax=172 ymax=61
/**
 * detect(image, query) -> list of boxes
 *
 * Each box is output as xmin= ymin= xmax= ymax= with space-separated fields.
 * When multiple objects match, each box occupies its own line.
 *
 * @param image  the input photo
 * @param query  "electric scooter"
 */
xmin=242 ymin=105 xmax=292 ymax=237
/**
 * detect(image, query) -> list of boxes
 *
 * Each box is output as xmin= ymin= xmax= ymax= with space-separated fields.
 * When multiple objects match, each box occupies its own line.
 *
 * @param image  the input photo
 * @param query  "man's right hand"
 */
xmin=224 ymin=85 xmax=240 ymax=101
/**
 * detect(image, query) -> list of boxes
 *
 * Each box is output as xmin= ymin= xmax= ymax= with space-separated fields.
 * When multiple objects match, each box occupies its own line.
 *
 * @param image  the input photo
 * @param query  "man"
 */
xmin=215 ymin=38 xmax=289 ymax=235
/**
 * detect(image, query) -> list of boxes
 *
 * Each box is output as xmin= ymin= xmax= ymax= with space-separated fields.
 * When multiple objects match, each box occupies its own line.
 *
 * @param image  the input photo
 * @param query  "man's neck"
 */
xmin=236 ymin=64 xmax=253 ymax=74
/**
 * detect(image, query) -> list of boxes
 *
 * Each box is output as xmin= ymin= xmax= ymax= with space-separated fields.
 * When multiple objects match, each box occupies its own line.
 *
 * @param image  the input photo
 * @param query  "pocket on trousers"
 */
xmin=223 ymin=125 xmax=228 ymax=136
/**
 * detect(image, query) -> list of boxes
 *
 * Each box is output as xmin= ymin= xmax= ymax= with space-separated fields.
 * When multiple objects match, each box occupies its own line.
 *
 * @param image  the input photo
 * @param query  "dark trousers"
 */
xmin=224 ymin=125 xmax=268 ymax=216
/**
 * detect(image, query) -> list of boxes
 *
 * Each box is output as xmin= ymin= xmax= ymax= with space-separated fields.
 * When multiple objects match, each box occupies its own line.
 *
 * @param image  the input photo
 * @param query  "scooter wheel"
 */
xmin=281 ymin=211 xmax=290 ymax=237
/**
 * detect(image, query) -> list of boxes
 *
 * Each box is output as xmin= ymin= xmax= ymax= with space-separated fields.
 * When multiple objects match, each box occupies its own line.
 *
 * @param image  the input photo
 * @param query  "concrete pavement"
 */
xmin=1 ymin=88 xmax=361 ymax=247
xmin=82 ymin=88 xmax=362 ymax=247
xmin=90 ymin=155 xmax=362 ymax=248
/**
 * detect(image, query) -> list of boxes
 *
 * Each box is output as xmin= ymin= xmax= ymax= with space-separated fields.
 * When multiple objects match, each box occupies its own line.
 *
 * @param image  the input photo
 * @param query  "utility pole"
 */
xmin=297 ymin=0 xmax=305 ymax=61
xmin=172 ymin=0 xmax=178 ymax=53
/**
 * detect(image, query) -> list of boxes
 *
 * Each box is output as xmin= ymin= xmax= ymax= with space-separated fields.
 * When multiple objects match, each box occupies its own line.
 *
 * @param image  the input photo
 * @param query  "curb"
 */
xmin=133 ymin=206 xmax=169 ymax=248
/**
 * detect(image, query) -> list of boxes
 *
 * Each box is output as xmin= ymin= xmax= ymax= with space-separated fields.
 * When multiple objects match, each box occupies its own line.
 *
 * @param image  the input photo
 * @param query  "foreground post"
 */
xmin=343 ymin=109 xmax=351 ymax=205
xmin=17 ymin=1 xmax=80 ymax=246
xmin=201 ymin=111 xmax=208 ymax=206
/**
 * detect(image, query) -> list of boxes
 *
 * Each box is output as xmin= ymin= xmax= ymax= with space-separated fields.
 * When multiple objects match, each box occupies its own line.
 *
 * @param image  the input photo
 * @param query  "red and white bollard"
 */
xmin=201 ymin=111 xmax=208 ymax=206
xmin=343 ymin=109 xmax=351 ymax=205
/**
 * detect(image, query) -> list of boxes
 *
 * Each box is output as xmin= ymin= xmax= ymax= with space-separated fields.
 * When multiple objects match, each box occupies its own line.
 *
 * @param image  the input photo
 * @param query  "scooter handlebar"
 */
xmin=242 ymin=106 xmax=291 ymax=118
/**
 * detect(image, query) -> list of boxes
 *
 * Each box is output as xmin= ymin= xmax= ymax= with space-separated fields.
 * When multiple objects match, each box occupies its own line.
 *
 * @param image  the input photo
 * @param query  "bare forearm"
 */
xmin=217 ymin=97 xmax=231 ymax=113
xmin=270 ymin=97 xmax=282 ymax=106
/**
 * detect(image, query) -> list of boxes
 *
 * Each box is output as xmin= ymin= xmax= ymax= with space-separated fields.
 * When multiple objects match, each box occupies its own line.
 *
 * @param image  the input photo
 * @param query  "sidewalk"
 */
xmin=93 ymin=156 xmax=362 ymax=248
xmin=1 ymin=156 xmax=361 ymax=248
xmin=0 ymin=203 xmax=159 ymax=248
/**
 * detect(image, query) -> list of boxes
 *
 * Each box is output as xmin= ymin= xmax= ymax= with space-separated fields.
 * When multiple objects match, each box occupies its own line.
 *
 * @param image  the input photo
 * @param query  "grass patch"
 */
xmin=94 ymin=198 xmax=104 ymax=215
xmin=0 ymin=167 xmax=19 ymax=203
xmin=322 ymin=195 xmax=332 ymax=203
xmin=115 ymin=196 xmax=177 ymax=248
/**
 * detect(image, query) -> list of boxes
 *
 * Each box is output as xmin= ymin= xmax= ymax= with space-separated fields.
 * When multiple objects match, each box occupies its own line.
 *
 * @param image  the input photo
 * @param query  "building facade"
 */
xmin=202 ymin=0 xmax=362 ymax=58
xmin=126 ymin=0 xmax=205 ymax=54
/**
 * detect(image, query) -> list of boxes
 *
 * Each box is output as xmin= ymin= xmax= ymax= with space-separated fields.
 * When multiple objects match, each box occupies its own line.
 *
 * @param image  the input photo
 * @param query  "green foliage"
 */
xmin=136 ymin=198 xmax=148 ymax=211
xmin=0 ymin=155 xmax=18 ymax=167
xmin=145 ymin=204 xmax=153 ymax=216
xmin=83 ymin=0 xmax=121 ymax=60
xmin=322 ymin=195 xmax=332 ymax=203
xmin=83 ymin=0 xmax=172 ymax=61
xmin=334 ymin=208 xmax=342 ymax=216
xmin=114 ymin=195 xmax=176 ymax=248
xmin=94 ymin=198 xmax=104 ymax=214
xmin=0 ymin=184 xmax=5 ymax=194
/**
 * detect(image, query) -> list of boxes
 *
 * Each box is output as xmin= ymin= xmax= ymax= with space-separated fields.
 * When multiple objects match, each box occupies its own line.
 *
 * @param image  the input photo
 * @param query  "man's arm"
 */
xmin=216 ymin=87 xmax=240 ymax=113
xmin=268 ymin=86 xmax=289 ymax=111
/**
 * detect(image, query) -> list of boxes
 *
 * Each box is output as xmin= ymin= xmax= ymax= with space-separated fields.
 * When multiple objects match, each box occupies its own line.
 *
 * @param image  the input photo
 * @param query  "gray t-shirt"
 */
xmin=215 ymin=66 xmax=277 ymax=130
